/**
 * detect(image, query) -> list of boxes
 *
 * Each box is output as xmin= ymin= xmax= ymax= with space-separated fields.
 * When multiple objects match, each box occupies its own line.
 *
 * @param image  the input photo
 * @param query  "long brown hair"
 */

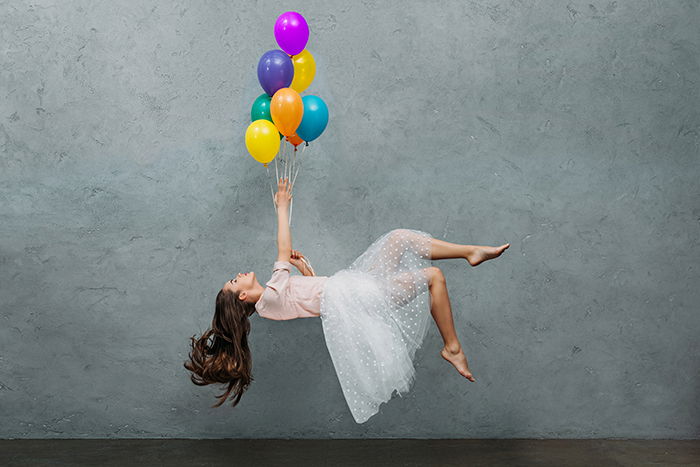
xmin=184 ymin=288 xmax=256 ymax=408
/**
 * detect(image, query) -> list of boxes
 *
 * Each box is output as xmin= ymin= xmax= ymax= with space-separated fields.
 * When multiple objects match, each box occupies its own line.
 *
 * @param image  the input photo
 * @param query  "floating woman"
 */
xmin=185 ymin=177 xmax=509 ymax=423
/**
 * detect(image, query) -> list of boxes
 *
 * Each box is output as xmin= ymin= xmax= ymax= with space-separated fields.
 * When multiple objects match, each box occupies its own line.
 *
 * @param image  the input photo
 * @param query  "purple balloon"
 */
xmin=257 ymin=49 xmax=294 ymax=96
xmin=274 ymin=11 xmax=309 ymax=56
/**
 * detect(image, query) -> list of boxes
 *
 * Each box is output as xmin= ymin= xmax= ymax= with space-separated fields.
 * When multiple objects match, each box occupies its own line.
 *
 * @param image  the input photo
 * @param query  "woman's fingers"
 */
xmin=277 ymin=177 xmax=291 ymax=192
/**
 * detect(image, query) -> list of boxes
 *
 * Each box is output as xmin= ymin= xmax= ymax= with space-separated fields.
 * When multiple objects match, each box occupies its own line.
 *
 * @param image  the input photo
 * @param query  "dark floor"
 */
xmin=0 ymin=439 xmax=698 ymax=466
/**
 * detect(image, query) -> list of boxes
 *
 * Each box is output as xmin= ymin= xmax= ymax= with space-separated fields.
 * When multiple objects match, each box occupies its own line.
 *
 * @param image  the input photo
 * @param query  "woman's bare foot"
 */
xmin=440 ymin=345 xmax=476 ymax=382
xmin=467 ymin=243 xmax=510 ymax=267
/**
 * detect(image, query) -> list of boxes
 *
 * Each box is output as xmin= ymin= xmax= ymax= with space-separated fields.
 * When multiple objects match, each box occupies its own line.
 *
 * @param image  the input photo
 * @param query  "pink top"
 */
xmin=255 ymin=261 xmax=329 ymax=320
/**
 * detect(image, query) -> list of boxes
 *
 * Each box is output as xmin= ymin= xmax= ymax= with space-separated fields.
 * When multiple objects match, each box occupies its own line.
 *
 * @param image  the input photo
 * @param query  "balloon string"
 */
xmin=292 ymin=143 xmax=304 ymax=187
xmin=266 ymin=164 xmax=277 ymax=214
xmin=284 ymin=139 xmax=288 ymax=181
xmin=292 ymin=147 xmax=297 ymax=187
xmin=299 ymin=255 xmax=315 ymax=276
xmin=291 ymin=157 xmax=301 ymax=187
xmin=289 ymin=150 xmax=302 ymax=226
xmin=288 ymin=165 xmax=293 ymax=226
xmin=285 ymin=141 xmax=292 ymax=226
xmin=290 ymin=147 xmax=294 ymax=184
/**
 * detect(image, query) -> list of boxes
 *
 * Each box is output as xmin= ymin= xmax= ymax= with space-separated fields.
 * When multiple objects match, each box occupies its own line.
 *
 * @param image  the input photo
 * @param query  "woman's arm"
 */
xmin=274 ymin=177 xmax=292 ymax=263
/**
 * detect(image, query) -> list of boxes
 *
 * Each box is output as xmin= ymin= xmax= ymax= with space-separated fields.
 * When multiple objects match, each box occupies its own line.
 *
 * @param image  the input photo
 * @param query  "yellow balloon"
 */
xmin=245 ymin=119 xmax=280 ymax=166
xmin=290 ymin=49 xmax=316 ymax=93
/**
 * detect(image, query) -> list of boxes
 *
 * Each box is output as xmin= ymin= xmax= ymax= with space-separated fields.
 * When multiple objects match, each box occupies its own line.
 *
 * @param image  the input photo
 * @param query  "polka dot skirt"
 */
xmin=320 ymin=229 xmax=433 ymax=423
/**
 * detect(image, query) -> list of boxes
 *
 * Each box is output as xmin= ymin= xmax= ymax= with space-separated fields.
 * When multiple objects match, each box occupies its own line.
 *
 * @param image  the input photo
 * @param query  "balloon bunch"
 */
xmin=245 ymin=11 xmax=329 ymax=224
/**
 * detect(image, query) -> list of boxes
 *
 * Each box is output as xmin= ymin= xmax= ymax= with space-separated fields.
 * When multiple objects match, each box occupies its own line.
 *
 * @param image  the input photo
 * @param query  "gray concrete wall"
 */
xmin=1 ymin=0 xmax=698 ymax=439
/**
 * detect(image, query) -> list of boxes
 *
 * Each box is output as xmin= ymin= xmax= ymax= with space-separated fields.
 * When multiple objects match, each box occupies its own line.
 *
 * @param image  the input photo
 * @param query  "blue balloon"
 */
xmin=257 ymin=50 xmax=294 ymax=96
xmin=296 ymin=95 xmax=329 ymax=142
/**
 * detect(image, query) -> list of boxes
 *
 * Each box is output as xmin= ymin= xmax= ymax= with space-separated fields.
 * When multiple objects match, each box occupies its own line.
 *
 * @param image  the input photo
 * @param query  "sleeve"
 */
xmin=255 ymin=261 xmax=297 ymax=321
xmin=272 ymin=260 xmax=292 ymax=274
xmin=268 ymin=261 xmax=292 ymax=293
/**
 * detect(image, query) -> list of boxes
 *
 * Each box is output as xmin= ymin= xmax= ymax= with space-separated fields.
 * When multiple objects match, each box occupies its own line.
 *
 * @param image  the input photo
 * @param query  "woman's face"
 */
xmin=223 ymin=271 xmax=257 ymax=301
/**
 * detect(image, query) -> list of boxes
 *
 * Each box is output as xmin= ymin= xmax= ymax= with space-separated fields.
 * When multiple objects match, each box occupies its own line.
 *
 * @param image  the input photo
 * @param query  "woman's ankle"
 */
xmin=442 ymin=342 xmax=462 ymax=354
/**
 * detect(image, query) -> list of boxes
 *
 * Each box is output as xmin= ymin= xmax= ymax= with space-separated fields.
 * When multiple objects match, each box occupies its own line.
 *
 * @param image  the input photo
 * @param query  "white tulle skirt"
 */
xmin=319 ymin=228 xmax=434 ymax=423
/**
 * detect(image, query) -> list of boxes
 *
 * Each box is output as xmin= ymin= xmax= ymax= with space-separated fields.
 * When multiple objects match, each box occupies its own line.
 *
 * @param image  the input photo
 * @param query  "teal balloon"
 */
xmin=251 ymin=94 xmax=272 ymax=122
xmin=296 ymin=95 xmax=328 ymax=142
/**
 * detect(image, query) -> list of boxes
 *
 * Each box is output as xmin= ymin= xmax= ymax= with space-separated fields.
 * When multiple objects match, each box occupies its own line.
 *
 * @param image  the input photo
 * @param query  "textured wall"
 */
xmin=1 ymin=0 xmax=698 ymax=439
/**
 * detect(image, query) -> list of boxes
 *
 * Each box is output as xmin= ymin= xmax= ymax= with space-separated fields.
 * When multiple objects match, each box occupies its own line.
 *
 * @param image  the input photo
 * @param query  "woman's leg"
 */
xmin=430 ymin=237 xmax=510 ymax=266
xmin=382 ymin=228 xmax=509 ymax=267
xmin=425 ymin=266 xmax=476 ymax=382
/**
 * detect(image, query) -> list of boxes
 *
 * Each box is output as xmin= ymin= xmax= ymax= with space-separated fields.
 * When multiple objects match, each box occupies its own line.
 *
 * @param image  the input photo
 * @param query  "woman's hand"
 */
xmin=274 ymin=177 xmax=292 ymax=209
xmin=290 ymin=249 xmax=314 ymax=276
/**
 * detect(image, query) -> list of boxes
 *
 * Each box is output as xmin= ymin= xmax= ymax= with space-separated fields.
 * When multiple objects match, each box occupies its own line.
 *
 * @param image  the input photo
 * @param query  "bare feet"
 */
xmin=440 ymin=345 xmax=476 ymax=382
xmin=467 ymin=243 xmax=510 ymax=267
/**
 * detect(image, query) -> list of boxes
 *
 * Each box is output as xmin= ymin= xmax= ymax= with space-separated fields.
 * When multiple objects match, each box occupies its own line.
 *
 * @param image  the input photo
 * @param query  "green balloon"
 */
xmin=251 ymin=94 xmax=282 ymax=139
xmin=251 ymin=94 xmax=272 ymax=122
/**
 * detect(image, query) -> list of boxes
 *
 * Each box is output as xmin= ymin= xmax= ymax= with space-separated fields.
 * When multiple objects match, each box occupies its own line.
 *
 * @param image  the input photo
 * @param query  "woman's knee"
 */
xmin=389 ymin=228 xmax=412 ymax=240
xmin=426 ymin=266 xmax=445 ymax=286
xmin=389 ymin=229 xmax=424 ymax=249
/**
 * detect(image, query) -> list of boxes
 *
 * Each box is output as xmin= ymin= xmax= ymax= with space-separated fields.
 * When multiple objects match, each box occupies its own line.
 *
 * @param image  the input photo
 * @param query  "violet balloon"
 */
xmin=274 ymin=11 xmax=309 ymax=56
xmin=257 ymin=50 xmax=294 ymax=96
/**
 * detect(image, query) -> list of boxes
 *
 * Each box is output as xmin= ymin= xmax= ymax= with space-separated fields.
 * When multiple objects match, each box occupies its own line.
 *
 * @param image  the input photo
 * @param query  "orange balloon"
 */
xmin=286 ymin=133 xmax=304 ymax=147
xmin=270 ymin=88 xmax=303 ymax=137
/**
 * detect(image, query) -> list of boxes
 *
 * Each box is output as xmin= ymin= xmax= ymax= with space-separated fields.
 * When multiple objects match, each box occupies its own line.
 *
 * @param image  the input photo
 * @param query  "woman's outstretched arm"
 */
xmin=274 ymin=177 xmax=292 ymax=263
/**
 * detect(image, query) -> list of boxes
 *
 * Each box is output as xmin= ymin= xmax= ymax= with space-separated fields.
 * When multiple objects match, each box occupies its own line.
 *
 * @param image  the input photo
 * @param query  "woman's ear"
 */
xmin=239 ymin=291 xmax=247 ymax=301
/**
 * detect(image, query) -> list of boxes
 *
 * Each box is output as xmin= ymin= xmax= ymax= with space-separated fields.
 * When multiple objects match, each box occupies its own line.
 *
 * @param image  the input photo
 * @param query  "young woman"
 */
xmin=185 ymin=177 xmax=509 ymax=423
